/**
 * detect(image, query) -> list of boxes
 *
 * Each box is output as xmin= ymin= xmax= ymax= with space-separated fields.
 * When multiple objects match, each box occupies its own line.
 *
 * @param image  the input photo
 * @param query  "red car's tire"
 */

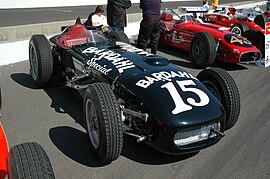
xmin=8 ymin=142 xmax=55 ymax=179
xmin=197 ymin=67 xmax=240 ymax=130
xmin=242 ymin=30 xmax=265 ymax=58
xmin=254 ymin=14 xmax=269 ymax=29
xmin=190 ymin=32 xmax=216 ymax=68
xmin=83 ymin=82 xmax=123 ymax=165
xmin=29 ymin=34 xmax=53 ymax=88
xmin=230 ymin=22 xmax=249 ymax=36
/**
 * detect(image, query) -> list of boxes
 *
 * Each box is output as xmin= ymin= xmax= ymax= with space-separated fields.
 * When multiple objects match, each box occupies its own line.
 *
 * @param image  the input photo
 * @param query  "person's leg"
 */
xmin=119 ymin=27 xmax=124 ymax=32
xmin=111 ymin=26 xmax=124 ymax=32
xmin=137 ymin=19 xmax=154 ymax=51
xmin=149 ymin=20 xmax=161 ymax=55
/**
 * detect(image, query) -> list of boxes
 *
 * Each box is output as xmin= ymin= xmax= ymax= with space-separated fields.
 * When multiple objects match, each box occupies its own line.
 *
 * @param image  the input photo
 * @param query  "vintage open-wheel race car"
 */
xmin=28 ymin=19 xmax=241 ymax=165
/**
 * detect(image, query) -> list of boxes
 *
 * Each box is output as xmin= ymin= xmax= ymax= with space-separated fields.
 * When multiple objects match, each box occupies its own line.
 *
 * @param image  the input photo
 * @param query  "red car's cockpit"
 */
xmin=160 ymin=9 xmax=195 ymax=31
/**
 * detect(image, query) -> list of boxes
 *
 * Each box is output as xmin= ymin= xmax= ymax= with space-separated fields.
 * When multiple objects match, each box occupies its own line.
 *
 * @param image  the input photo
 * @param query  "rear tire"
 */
xmin=197 ymin=68 xmax=240 ymax=130
xmin=230 ymin=22 xmax=249 ymax=36
xmin=83 ymin=82 xmax=123 ymax=165
xmin=190 ymin=32 xmax=216 ymax=68
xmin=242 ymin=30 xmax=265 ymax=58
xmin=8 ymin=142 xmax=55 ymax=179
xmin=107 ymin=31 xmax=130 ymax=44
xmin=254 ymin=14 xmax=268 ymax=29
xmin=29 ymin=34 xmax=53 ymax=88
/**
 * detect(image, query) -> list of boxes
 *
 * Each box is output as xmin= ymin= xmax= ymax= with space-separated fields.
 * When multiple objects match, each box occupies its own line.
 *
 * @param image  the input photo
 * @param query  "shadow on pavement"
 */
xmin=49 ymin=126 xmax=104 ymax=167
xmin=11 ymin=72 xmax=85 ymax=127
xmin=10 ymin=73 xmax=39 ymax=89
xmin=49 ymin=126 xmax=198 ymax=167
xmin=122 ymin=135 xmax=198 ymax=165
xmin=43 ymin=84 xmax=85 ymax=127
xmin=49 ymin=114 xmax=198 ymax=166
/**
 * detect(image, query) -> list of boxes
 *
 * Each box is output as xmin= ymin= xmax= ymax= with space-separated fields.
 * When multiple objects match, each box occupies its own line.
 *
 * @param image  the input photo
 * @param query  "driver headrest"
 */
xmin=163 ymin=13 xmax=173 ymax=21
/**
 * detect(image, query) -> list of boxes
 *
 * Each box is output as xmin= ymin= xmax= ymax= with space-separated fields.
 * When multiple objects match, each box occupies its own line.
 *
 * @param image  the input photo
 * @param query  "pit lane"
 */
xmin=1 ymin=39 xmax=270 ymax=178
xmin=1 ymin=2 xmax=270 ymax=179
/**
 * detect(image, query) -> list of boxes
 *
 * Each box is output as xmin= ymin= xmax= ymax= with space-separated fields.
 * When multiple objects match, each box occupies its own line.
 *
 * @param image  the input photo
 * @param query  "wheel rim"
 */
xmin=192 ymin=39 xmax=206 ymax=62
xmin=202 ymin=80 xmax=221 ymax=101
xmin=85 ymin=99 xmax=99 ymax=150
xmin=30 ymin=45 xmax=38 ymax=80
xmin=231 ymin=26 xmax=241 ymax=35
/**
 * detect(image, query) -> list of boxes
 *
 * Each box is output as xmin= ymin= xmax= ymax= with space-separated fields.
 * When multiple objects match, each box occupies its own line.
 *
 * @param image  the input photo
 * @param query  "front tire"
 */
xmin=230 ymin=22 xmax=249 ymax=36
xmin=83 ymin=83 xmax=123 ymax=165
xmin=242 ymin=30 xmax=265 ymax=58
xmin=29 ymin=34 xmax=53 ymax=88
xmin=254 ymin=14 xmax=268 ymax=29
xmin=197 ymin=68 xmax=240 ymax=130
xmin=8 ymin=142 xmax=55 ymax=179
xmin=190 ymin=32 xmax=216 ymax=68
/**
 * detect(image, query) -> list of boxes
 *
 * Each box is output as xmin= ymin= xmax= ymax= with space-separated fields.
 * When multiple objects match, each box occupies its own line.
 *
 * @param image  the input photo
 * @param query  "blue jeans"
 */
xmin=110 ymin=26 xmax=124 ymax=32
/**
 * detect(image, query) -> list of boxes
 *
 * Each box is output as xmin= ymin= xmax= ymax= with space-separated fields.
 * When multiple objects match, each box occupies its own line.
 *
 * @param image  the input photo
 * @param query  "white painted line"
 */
xmin=0 ymin=40 xmax=29 ymax=66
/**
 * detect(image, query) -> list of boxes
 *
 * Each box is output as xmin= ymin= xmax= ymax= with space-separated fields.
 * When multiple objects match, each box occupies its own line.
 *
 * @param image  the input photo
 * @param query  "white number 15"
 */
xmin=161 ymin=80 xmax=209 ymax=115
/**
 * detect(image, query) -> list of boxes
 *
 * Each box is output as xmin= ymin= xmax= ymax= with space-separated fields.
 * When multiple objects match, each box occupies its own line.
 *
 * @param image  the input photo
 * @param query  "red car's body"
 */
xmin=160 ymin=9 xmax=261 ymax=66
xmin=0 ymin=123 xmax=8 ymax=179
xmin=204 ymin=10 xmax=265 ymax=34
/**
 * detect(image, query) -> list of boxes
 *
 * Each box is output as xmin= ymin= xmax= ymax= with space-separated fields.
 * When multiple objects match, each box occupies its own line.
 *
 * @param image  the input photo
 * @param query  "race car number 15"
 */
xmin=161 ymin=80 xmax=210 ymax=114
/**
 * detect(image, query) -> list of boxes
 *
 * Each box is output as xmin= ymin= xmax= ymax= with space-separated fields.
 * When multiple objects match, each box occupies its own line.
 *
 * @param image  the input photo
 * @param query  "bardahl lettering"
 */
xmin=82 ymin=47 xmax=135 ymax=73
xmin=136 ymin=71 xmax=197 ymax=88
xmin=116 ymin=42 xmax=153 ymax=56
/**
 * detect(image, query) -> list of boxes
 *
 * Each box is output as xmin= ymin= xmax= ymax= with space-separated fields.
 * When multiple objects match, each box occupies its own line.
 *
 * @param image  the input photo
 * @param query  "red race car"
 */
xmin=224 ymin=5 xmax=270 ymax=29
xmin=204 ymin=7 xmax=265 ymax=36
xmin=160 ymin=8 xmax=262 ymax=68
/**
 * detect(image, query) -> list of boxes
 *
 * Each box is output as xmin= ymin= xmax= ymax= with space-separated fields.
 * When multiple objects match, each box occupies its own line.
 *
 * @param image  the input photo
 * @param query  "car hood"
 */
xmin=121 ymin=68 xmax=225 ymax=128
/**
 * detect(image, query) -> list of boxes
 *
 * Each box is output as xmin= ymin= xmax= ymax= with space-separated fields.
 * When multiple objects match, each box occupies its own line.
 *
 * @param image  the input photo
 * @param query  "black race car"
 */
xmin=28 ymin=20 xmax=240 ymax=165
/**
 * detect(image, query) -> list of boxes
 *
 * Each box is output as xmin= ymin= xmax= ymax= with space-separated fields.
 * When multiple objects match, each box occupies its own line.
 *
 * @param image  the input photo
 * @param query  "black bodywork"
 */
xmin=26 ymin=18 xmax=241 ymax=166
xmin=48 ymin=26 xmax=226 ymax=155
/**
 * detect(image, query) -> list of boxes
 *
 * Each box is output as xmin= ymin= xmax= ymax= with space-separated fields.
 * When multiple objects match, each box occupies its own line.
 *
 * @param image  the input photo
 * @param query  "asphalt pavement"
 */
xmin=1 ymin=42 xmax=270 ymax=179
xmin=1 ymin=0 xmax=270 ymax=178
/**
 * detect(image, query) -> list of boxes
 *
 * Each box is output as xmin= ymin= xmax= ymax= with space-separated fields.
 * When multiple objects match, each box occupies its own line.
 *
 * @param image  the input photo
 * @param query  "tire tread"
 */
xmin=8 ymin=142 xmax=55 ymax=179
xmin=190 ymin=32 xmax=216 ymax=68
xmin=29 ymin=34 xmax=53 ymax=88
xmin=197 ymin=68 xmax=240 ymax=130
xmin=84 ymin=83 xmax=123 ymax=164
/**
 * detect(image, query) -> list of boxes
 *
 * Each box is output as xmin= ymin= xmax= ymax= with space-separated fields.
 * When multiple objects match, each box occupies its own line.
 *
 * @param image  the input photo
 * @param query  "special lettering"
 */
xmin=82 ymin=47 xmax=135 ymax=73
xmin=86 ymin=57 xmax=112 ymax=75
